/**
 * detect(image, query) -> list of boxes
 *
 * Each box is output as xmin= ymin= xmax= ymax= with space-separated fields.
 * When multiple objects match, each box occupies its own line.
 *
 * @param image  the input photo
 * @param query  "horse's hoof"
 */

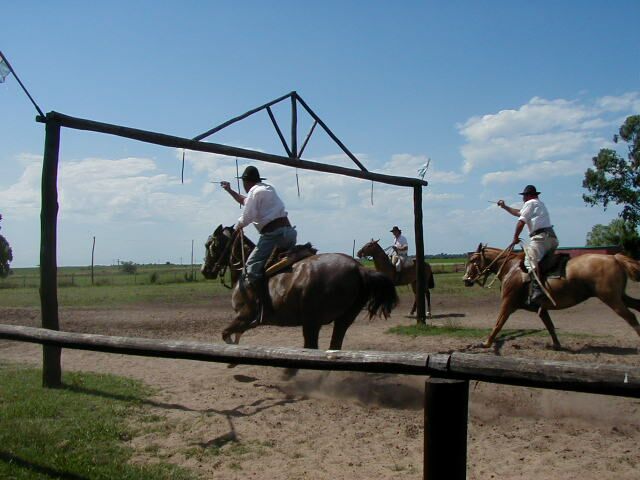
xmin=223 ymin=334 xmax=233 ymax=345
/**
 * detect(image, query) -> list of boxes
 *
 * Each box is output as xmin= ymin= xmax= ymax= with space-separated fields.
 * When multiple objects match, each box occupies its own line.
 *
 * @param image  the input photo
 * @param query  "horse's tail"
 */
xmin=360 ymin=269 xmax=399 ymax=319
xmin=426 ymin=263 xmax=435 ymax=289
xmin=614 ymin=253 xmax=640 ymax=282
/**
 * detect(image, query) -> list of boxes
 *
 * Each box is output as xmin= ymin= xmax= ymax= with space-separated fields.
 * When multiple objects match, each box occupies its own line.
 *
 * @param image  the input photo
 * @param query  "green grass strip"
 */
xmin=387 ymin=323 xmax=546 ymax=339
xmin=0 ymin=363 xmax=194 ymax=480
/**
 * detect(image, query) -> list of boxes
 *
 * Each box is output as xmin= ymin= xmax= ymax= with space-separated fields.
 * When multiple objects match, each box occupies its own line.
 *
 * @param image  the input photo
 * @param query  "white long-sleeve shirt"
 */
xmin=237 ymin=183 xmax=288 ymax=232
xmin=519 ymin=198 xmax=552 ymax=234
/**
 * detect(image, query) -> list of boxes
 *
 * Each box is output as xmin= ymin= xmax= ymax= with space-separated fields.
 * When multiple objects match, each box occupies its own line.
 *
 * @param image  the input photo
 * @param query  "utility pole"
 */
xmin=91 ymin=236 xmax=96 ymax=285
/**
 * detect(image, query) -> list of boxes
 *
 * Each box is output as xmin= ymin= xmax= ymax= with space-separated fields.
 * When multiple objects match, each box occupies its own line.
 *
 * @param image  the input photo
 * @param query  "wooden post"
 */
xmin=91 ymin=236 xmax=96 ymax=285
xmin=414 ymin=185 xmax=426 ymax=323
xmin=291 ymin=93 xmax=297 ymax=158
xmin=40 ymin=117 xmax=62 ymax=388
xmin=424 ymin=378 xmax=469 ymax=480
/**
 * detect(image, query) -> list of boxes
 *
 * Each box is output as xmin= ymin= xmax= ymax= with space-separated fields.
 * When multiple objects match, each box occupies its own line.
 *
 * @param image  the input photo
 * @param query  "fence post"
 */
xmin=424 ymin=377 xmax=469 ymax=480
xmin=413 ymin=185 xmax=426 ymax=324
xmin=40 ymin=116 xmax=62 ymax=388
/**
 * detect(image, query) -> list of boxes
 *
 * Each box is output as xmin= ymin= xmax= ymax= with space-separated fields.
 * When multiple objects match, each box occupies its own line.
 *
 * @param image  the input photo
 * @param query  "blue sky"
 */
xmin=1 ymin=1 xmax=639 ymax=267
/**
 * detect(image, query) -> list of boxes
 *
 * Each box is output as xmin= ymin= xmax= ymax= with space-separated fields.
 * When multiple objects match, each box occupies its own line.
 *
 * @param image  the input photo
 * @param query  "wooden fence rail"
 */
xmin=1 ymin=324 xmax=638 ymax=398
xmin=2 ymin=323 xmax=639 ymax=479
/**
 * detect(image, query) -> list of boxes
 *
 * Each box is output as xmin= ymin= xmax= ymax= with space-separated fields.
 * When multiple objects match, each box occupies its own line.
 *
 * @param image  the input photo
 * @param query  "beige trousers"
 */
xmin=524 ymin=231 xmax=559 ymax=272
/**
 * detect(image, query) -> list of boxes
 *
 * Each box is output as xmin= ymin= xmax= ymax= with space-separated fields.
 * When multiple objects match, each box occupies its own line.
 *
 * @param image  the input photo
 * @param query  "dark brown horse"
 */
xmin=463 ymin=243 xmax=640 ymax=349
xmin=201 ymin=225 xmax=399 ymax=351
xmin=356 ymin=239 xmax=434 ymax=318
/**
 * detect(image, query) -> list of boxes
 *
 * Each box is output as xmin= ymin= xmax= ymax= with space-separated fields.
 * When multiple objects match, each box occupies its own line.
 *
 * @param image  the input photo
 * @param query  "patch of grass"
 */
xmin=0 ymin=362 xmax=195 ymax=480
xmin=387 ymin=323 xmax=546 ymax=340
xmin=0 ymin=281 xmax=229 ymax=308
xmin=183 ymin=438 xmax=273 ymax=467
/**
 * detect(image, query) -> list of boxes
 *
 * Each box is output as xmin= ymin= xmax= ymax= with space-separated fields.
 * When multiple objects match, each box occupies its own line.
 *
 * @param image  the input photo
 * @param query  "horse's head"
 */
xmin=201 ymin=224 xmax=235 ymax=279
xmin=463 ymin=243 xmax=488 ymax=287
xmin=356 ymin=238 xmax=381 ymax=259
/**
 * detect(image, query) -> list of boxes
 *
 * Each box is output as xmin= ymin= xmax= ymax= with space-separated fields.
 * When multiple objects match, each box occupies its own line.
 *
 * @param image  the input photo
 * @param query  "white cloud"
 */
xmin=481 ymin=160 xmax=585 ymax=186
xmin=0 ymin=155 xmax=207 ymax=224
xmin=596 ymin=92 xmax=640 ymax=112
xmin=0 ymin=154 xmax=42 ymax=216
xmin=459 ymin=92 xmax=639 ymax=175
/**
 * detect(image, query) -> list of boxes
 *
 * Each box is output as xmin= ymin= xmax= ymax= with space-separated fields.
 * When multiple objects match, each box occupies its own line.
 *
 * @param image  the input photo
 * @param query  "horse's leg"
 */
xmin=410 ymin=281 xmax=417 ymax=316
xmin=425 ymin=287 xmax=432 ymax=319
xmin=605 ymin=297 xmax=640 ymax=337
xmin=281 ymin=320 xmax=321 ymax=380
xmin=537 ymin=308 xmax=561 ymax=349
xmin=482 ymin=299 xmax=518 ymax=348
xmin=303 ymin=321 xmax=321 ymax=349
xmin=328 ymin=320 xmax=350 ymax=350
xmin=221 ymin=318 xmax=249 ymax=368
xmin=623 ymin=294 xmax=640 ymax=314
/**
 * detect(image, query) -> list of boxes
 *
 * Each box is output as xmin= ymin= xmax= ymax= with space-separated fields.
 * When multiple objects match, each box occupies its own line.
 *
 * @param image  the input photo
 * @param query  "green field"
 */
xmin=0 ymin=260 xmax=492 ymax=308
xmin=0 ymin=363 xmax=195 ymax=479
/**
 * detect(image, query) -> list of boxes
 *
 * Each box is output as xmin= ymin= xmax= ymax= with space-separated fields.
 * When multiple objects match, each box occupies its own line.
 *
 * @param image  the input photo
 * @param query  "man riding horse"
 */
xmin=496 ymin=184 xmax=558 ymax=305
xmin=390 ymin=226 xmax=408 ymax=284
xmin=220 ymin=166 xmax=296 ymax=325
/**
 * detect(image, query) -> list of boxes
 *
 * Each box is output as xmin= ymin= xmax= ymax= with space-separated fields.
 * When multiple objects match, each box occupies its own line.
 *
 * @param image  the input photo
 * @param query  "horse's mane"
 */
xmin=480 ymin=246 xmax=524 ymax=260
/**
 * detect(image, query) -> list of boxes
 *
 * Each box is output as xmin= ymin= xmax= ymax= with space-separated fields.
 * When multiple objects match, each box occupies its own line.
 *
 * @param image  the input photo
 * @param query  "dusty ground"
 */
xmin=1 ymin=286 xmax=639 ymax=480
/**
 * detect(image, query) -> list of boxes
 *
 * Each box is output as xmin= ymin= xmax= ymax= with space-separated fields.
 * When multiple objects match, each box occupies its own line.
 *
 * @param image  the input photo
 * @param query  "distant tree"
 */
xmin=0 ymin=214 xmax=13 ymax=278
xmin=120 ymin=261 xmax=137 ymax=274
xmin=583 ymin=115 xmax=640 ymax=225
xmin=586 ymin=218 xmax=640 ymax=258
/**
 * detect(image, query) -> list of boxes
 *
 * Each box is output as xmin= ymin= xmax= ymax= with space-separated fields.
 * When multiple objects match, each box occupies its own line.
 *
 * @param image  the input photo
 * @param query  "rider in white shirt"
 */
xmin=390 ymin=226 xmax=408 ymax=283
xmin=221 ymin=166 xmax=296 ymax=323
xmin=497 ymin=185 xmax=558 ymax=304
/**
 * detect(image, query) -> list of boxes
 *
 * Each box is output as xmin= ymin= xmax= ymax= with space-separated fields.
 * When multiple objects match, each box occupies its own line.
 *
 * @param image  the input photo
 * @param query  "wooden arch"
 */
xmin=35 ymin=92 xmax=429 ymax=386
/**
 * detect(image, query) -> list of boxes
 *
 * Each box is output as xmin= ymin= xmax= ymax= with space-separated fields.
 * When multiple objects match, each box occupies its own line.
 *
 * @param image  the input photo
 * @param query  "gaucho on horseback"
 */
xmin=497 ymin=184 xmax=559 ymax=305
xmin=220 ymin=165 xmax=296 ymax=325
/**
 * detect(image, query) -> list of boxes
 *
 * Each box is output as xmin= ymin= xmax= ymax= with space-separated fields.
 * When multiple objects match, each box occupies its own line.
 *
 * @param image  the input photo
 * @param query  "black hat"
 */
xmin=237 ymin=166 xmax=265 ymax=182
xmin=519 ymin=185 xmax=541 ymax=196
xmin=390 ymin=226 xmax=401 ymax=233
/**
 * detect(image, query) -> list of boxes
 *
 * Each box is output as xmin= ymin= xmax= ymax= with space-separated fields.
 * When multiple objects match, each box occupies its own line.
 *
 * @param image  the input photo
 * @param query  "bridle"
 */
xmin=464 ymin=244 xmax=515 ymax=287
xmin=209 ymin=229 xmax=251 ymax=289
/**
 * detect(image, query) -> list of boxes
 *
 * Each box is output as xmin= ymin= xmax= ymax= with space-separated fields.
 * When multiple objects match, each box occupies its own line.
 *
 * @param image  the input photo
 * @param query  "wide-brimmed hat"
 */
xmin=390 ymin=226 xmax=402 ymax=233
xmin=519 ymin=185 xmax=541 ymax=196
xmin=237 ymin=166 xmax=265 ymax=182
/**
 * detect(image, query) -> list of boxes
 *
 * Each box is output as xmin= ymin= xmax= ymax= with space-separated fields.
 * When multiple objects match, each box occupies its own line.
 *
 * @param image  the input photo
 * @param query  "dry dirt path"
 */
xmin=1 ymin=290 xmax=639 ymax=479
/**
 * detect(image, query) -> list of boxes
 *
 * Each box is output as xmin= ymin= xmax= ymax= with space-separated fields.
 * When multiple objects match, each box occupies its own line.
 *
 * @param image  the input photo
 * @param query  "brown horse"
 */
xmin=356 ymin=239 xmax=434 ymax=318
xmin=463 ymin=243 xmax=640 ymax=349
xmin=201 ymin=225 xmax=399 ymax=352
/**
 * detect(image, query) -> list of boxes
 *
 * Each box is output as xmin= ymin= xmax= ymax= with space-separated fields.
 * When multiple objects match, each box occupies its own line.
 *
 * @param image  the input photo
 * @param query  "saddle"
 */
xmin=520 ymin=252 xmax=570 ymax=280
xmin=265 ymin=243 xmax=317 ymax=276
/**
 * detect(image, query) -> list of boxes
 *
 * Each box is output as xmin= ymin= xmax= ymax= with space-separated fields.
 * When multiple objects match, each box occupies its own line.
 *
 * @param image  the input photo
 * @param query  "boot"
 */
xmin=241 ymin=276 xmax=271 ymax=327
xmin=527 ymin=274 xmax=545 ymax=306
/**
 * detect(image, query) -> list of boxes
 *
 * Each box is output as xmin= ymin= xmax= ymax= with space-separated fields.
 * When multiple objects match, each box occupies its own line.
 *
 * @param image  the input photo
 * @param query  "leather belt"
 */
xmin=261 ymin=216 xmax=291 ymax=234
xmin=530 ymin=226 xmax=555 ymax=238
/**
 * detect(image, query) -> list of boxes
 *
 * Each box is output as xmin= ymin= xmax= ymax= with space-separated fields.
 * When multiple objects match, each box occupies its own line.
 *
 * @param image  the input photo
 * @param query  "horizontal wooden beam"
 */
xmin=36 ymin=111 xmax=427 ymax=188
xmin=1 ymin=324 xmax=638 ymax=398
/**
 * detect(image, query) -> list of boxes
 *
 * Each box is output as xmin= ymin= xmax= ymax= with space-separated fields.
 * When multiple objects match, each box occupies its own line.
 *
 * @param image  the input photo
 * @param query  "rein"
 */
xmin=211 ymin=230 xmax=241 ymax=289
xmin=469 ymin=244 xmax=515 ymax=287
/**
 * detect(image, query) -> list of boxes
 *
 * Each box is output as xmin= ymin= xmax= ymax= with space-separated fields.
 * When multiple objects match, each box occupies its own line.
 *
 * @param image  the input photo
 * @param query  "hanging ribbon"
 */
xmin=181 ymin=150 xmax=185 ymax=184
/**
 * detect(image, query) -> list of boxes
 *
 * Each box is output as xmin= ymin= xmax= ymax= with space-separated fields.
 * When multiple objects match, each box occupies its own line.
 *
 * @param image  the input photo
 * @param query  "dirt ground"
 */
xmin=1 ymin=286 xmax=639 ymax=480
